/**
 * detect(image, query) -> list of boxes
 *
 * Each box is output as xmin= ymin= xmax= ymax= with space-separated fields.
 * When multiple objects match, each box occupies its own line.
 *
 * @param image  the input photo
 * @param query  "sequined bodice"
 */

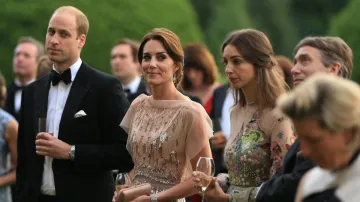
xmin=225 ymin=110 xmax=271 ymax=187
xmin=122 ymin=95 xmax=213 ymax=193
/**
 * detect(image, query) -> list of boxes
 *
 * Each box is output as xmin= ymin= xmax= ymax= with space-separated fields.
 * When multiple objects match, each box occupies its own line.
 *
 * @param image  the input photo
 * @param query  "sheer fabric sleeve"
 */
xmin=185 ymin=103 xmax=213 ymax=161
xmin=120 ymin=94 xmax=147 ymax=134
xmin=269 ymin=111 xmax=296 ymax=177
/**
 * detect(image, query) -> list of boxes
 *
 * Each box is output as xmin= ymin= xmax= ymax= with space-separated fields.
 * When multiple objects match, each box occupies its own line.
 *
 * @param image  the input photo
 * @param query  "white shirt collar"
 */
xmin=14 ymin=78 xmax=35 ymax=87
xmin=122 ymin=76 xmax=141 ymax=94
xmin=52 ymin=58 xmax=82 ymax=82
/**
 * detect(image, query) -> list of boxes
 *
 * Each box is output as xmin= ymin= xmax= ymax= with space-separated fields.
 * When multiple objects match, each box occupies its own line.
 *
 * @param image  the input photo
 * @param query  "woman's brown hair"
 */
xmin=222 ymin=29 xmax=287 ymax=111
xmin=138 ymin=28 xmax=184 ymax=87
xmin=182 ymin=43 xmax=219 ymax=90
xmin=275 ymin=55 xmax=294 ymax=89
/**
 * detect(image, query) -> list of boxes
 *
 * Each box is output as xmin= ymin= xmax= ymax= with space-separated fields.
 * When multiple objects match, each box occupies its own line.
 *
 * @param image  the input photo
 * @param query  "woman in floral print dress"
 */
xmin=194 ymin=29 xmax=296 ymax=202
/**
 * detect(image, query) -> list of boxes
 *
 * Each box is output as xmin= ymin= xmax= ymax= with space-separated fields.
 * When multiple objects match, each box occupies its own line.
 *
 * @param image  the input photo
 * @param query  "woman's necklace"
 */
xmin=247 ymin=100 xmax=256 ymax=105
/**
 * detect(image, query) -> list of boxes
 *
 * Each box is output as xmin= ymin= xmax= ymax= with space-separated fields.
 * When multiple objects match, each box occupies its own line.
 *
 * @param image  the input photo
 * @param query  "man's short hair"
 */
xmin=113 ymin=39 xmax=140 ymax=62
xmin=17 ymin=36 xmax=45 ymax=61
xmin=54 ymin=6 xmax=89 ymax=37
xmin=293 ymin=36 xmax=353 ymax=79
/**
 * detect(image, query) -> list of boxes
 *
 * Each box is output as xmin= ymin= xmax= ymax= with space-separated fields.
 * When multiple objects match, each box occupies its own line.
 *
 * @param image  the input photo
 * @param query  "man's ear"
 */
xmin=78 ymin=34 xmax=86 ymax=49
xmin=327 ymin=62 xmax=341 ymax=76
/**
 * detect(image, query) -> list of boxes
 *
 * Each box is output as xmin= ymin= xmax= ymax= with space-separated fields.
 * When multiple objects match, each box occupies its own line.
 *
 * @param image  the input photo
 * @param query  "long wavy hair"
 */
xmin=222 ymin=29 xmax=288 ymax=111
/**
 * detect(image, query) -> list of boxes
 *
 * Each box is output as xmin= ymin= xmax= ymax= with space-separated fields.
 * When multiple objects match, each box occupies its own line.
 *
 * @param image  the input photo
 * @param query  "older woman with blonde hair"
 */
xmin=277 ymin=73 xmax=360 ymax=202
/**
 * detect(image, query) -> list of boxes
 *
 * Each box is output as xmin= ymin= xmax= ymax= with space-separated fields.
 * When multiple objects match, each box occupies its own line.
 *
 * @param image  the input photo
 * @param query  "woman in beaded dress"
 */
xmin=193 ymin=29 xmax=295 ymax=202
xmin=0 ymin=72 xmax=18 ymax=202
xmin=116 ymin=28 xmax=213 ymax=202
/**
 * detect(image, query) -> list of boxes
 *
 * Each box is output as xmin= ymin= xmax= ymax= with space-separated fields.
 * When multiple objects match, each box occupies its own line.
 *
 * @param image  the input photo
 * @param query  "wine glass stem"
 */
xmin=201 ymin=191 xmax=205 ymax=202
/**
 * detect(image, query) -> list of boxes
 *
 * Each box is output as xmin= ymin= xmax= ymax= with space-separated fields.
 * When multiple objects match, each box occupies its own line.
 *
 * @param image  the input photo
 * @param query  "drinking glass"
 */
xmin=196 ymin=157 xmax=215 ymax=202
xmin=115 ymin=172 xmax=132 ymax=192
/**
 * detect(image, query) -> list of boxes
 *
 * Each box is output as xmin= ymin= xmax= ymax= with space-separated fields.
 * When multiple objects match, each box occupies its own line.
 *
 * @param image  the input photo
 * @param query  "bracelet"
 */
xmin=150 ymin=194 xmax=157 ymax=202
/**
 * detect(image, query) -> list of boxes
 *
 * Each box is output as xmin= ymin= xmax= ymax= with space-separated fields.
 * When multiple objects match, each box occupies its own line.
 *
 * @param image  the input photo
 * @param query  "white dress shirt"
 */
xmin=41 ymin=58 xmax=82 ymax=196
xmin=122 ymin=76 xmax=141 ymax=94
xmin=220 ymin=89 xmax=235 ymax=140
xmin=14 ymin=79 xmax=35 ymax=112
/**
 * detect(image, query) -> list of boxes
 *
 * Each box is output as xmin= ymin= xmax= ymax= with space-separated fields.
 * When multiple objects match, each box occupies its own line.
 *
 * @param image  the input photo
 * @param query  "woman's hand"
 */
xmin=193 ymin=171 xmax=230 ymax=202
xmin=130 ymin=195 xmax=151 ymax=202
xmin=112 ymin=190 xmax=118 ymax=202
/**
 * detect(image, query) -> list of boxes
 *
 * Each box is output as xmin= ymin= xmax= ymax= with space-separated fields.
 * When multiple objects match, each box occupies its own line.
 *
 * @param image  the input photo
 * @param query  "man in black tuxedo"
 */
xmin=110 ymin=39 xmax=148 ymax=103
xmin=255 ymin=36 xmax=353 ymax=202
xmin=16 ymin=6 xmax=133 ymax=202
xmin=5 ymin=36 xmax=44 ymax=121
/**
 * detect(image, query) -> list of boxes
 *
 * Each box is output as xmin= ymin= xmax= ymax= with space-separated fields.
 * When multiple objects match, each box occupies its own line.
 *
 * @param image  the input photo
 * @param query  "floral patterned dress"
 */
xmin=224 ymin=104 xmax=295 ymax=199
xmin=0 ymin=109 xmax=15 ymax=202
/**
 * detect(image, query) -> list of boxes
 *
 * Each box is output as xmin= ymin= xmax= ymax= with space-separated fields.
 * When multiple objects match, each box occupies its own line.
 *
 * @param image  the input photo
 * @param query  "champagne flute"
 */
xmin=115 ymin=172 xmax=132 ymax=192
xmin=38 ymin=118 xmax=53 ymax=136
xmin=196 ymin=157 xmax=215 ymax=202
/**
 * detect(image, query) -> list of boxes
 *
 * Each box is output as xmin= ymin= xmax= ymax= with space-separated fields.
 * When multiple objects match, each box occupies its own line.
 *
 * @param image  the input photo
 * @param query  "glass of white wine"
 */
xmin=115 ymin=172 xmax=132 ymax=192
xmin=196 ymin=157 xmax=215 ymax=202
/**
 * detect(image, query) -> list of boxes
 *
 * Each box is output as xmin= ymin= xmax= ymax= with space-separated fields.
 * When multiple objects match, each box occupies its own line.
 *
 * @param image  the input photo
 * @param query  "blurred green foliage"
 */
xmin=247 ymin=0 xmax=299 ymax=58
xmin=329 ymin=0 xmax=360 ymax=83
xmin=0 ymin=0 xmax=354 ymax=85
xmin=191 ymin=0 xmax=252 ymax=75
xmin=290 ymin=0 xmax=350 ymax=38
xmin=0 ymin=0 xmax=203 ymax=84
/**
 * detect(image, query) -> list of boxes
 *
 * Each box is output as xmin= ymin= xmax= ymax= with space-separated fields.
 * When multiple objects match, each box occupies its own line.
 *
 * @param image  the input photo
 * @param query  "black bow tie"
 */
xmin=124 ymin=88 xmax=131 ymax=95
xmin=51 ymin=69 xmax=72 ymax=86
xmin=13 ymin=84 xmax=25 ymax=91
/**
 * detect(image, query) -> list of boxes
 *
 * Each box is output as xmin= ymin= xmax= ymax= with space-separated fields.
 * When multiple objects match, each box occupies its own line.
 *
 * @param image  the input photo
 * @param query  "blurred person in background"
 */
xmin=277 ymin=73 xmax=360 ymax=202
xmin=5 ymin=36 xmax=44 ymax=121
xmin=256 ymin=36 xmax=353 ymax=202
xmin=36 ymin=55 xmax=53 ymax=79
xmin=110 ymin=38 xmax=148 ymax=103
xmin=0 ymin=71 xmax=18 ymax=202
xmin=193 ymin=29 xmax=295 ymax=202
xmin=209 ymin=83 xmax=233 ymax=176
xmin=275 ymin=55 xmax=294 ymax=89
xmin=182 ymin=43 xmax=221 ymax=114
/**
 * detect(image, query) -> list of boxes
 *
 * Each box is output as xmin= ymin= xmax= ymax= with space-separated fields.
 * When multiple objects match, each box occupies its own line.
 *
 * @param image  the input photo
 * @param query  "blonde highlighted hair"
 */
xmin=277 ymin=73 xmax=360 ymax=151
xmin=54 ymin=6 xmax=89 ymax=37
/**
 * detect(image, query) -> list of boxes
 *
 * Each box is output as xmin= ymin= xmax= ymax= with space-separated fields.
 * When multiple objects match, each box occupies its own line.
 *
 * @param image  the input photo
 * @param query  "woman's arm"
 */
xmin=156 ymin=144 xmax=212 ymax=202
xmin=0 ymin=119 xmax=18 ymax=187
xmin=269 ymin=116 xmax=295 ymax=177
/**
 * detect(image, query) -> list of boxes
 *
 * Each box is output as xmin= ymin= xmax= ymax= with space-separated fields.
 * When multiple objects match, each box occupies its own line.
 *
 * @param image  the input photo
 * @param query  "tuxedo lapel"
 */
xmin=136 ymin=79 xmax=147 ymax=94
xmin=58 ymin=63 xmax=90 ymax=139
xmin=213 ymin=85 xmax=228 ymax=118
xmin=34 ymin=75 xmax=51 ymax=135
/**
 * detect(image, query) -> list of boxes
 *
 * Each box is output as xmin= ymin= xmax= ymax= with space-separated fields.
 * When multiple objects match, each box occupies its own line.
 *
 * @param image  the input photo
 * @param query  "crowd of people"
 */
xmin=0 ymin=5 xmax=359 ymax=202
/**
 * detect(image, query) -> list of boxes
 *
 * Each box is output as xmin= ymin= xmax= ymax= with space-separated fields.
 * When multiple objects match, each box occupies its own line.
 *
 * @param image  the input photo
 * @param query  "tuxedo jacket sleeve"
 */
xmin=256 ymin=139 xmax=314 ymax=202
xmin=72 ymin=70 xmax=134 ymax=172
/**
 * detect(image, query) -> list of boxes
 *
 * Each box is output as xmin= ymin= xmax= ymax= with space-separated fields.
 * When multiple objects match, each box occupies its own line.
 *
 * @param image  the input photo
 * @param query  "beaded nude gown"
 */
xmin=120 ymin=94 xmax=213 ymax=200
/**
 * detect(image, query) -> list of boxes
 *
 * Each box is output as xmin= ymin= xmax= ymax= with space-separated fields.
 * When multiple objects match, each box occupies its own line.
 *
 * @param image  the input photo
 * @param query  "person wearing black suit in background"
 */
xmin=210 ymin=83 xmax=234 ymax=175
xmin=16 ymin=6 xmax=133 ymax=202
xmin=256 ymin=36 xmax=353 ymax=202
xmin=5 ymin=36 xmax=44 ymax=202
xmin=111 ymin=39 xmax=148 ymax=103
xmin=5 ymin=36 xmax=44 ymax=122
